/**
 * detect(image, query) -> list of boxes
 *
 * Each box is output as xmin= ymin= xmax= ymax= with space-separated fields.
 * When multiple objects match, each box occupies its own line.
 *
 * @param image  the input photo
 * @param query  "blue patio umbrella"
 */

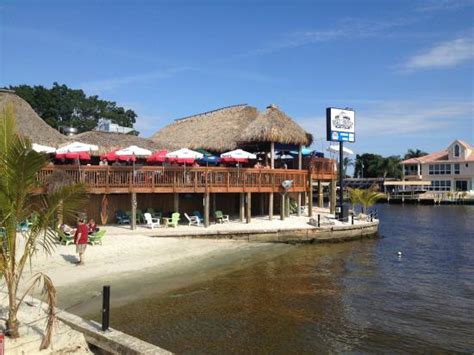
xmin=198 ymin=155 xmax=220 ymax=166
xmin=290 ymin=147 xmax=314 ymax=156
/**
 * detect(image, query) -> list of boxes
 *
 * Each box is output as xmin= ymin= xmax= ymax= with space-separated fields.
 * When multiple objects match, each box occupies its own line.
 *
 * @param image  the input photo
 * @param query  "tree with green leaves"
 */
xmin=348 ymin=186 xmax=385 ymax=214
xmin=6 ymin=83 xmax=138 ymax=134
xmin=404 ymin=148 xmax=428 ymax=160
xmin=353 ymin=153 xmax=402 ymax=179
xmin=0 ymin=105 xmax=87 ymax=347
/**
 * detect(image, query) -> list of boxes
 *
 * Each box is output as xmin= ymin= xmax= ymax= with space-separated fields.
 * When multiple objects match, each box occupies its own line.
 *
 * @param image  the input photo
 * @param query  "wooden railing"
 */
xmin=309 ymin=158 xmax=337 ymax=180
xmin=37 ymin=166 xmax=316 ymax=194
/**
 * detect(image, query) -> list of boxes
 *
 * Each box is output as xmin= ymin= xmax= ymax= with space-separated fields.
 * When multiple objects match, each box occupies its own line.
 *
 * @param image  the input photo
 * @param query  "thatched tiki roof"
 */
xmin=0 ymin=90 xmax=68 ymax=146
xmin=73 ymin=131 xmax=161 ymax=155
xmin=240 ymin=104 xmax=312 ymax=146
xmin=151 ymin=104 xmax=312 ymax=152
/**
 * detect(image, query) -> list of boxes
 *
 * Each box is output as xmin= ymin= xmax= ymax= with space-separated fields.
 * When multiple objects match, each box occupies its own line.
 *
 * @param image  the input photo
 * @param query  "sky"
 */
xmin=1 ymin=0 xmax=473 ymax=158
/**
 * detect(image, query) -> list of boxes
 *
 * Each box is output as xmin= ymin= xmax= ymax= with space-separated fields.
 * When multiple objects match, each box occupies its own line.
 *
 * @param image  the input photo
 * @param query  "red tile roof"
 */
xmin=401 ymin=140 xmax=474 ymax=164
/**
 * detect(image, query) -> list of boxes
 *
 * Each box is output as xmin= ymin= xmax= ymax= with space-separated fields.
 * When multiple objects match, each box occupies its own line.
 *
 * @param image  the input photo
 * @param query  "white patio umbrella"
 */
xmin=327 ymin=145 xmax=354 ymax=155
xmin=32 ymin=143 xmax=56 ymax=153
xmin=115 ymin=145 xmax=152 ymax=158
xmin=220 ymin=149 xmax=257 ymax=162
xmin=56 ymin=141 xmax=99 ymax=154
xmin=166 ymin=148 xmax=203 ymax=164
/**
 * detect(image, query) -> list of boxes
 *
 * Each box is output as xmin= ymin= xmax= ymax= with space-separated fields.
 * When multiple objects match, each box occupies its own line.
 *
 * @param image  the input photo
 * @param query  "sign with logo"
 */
xmin=326 ymin=107 xmax=355 ymax=143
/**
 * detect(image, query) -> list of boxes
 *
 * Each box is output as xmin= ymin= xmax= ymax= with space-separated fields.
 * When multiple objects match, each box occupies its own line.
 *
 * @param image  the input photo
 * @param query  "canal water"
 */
xmin=95 ymin=205 xmax=474 ymax=353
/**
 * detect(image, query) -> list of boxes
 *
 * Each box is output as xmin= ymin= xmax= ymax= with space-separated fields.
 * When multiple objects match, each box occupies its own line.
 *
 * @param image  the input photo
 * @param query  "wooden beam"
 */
xmin=239 ymin=193 xmax=245 ymax=222
xmin=173 ymin=193 xmax=179 ymax=213
xmin=131 ymin=192 xmax=137 ymax=230
xmin=246 ymin=192 xmax=251 ymax=224
xmin=308 ymin=175 xmax=313 ymax=217
xmin=268 ymin=192 xmax=273 ymax=220
xmin=318 ymin=180 xmax=323 ymax=208
xmin=330 ymin=179 xmax=336 ymax=214
xmin=270 ymin=142 xmax=275 ymax=169
xmin=204 ymin=193 xmax=210 ymax=228
xmin=280 ymin=193 xmax=285 ymax=220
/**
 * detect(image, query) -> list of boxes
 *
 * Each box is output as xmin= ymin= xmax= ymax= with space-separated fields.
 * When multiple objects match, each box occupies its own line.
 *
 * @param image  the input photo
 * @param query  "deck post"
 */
xmin=173 ymin=193 xmax=179 ymax=213
xmin=308 ymin=175 xmax=313 ymax=217
xmin=280 ymin=194 xmax=285 ymax=220
xmin=318 ymin=180 xmax=323 ymax=208
xmin=297 ymin=145 xmax=302 ymax=216
xmin=268 ymin=193 xmax=273 ymax=220
xmin=330 ymin=179 xmax=336 ymax=214
xmin=204 ymin=192 xmax=210 ymax=228
xmin=270 ymin=142 xmax=275 ymax=169
xmin=239 ymin=193 xmax=245 ymax=222
xmin=212 ymin=193 xmax=216 ymax=214
xmin=246 ymin=192 xmax=251 ymax=224
xmin=131 ymin=192 xmax=137 ymax=230
xmin=286 ymin=195 xmax=290 ymax=217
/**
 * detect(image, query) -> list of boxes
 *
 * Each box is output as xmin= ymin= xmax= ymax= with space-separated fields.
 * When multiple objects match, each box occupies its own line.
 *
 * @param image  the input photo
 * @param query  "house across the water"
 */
xmin=401 ymin=140 xmax=474 ymax=193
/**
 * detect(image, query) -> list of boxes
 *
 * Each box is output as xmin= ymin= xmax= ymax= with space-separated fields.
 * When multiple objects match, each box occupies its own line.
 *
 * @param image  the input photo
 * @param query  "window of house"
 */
xmin=454 ymin=163 xmax=460 ymax=174
xmin=429 ymin=163 xmax=451 ymax=175
xmin=430 ymin=180 xmax=451 ymax=191
xmin=454 ymin=144 xmax=460 ymax=157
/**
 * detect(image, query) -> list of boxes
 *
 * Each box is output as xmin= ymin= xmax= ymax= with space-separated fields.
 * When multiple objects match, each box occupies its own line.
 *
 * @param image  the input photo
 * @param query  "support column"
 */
xmin=308 ymin=175 xmax=313 ymax=217
xmin=239 ymin=193 xmax=245 ymax=222
xmin=318 ymin=180 xmax=323 ymax=208
xmin=204 ymin=192 xmax=210 ymax=228
xmin=246 ymin=192 xmax=251 ymax=224
xmin=330 ymin=179 xmax=337 ymax=214
xmin=286 ymin=195 xmax=290 ymax=217
xmin=280 ymin=194 xmax=285 ymax=220
xmin=297 ymin=145 xmax=302 ymax=216
xmin=212 ymin=193 xmax=216 ymax=215
xmin=131 ymin=192 xmax=137 ymax=230
xmin=270 ymin=142 xmax=275 ymax=169
xmin=173 ymin=193 xmax=179 ymax=213
xmin=269 ymin=193 xmax=274 ymax=220
xmin=297 ymin=193 xmax=301 ymax=216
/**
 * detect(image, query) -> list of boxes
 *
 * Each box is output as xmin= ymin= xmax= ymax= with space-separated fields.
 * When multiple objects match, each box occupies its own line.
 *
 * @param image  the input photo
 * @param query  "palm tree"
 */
xmin=404 ymin=148 xmax=428 ymax=160
xmin=348 ymin=188 xmax=363 ymax=212
xmin=343 ymin=157 xmax=353 ymax=177
xmin=357 ymin=186 xmax=386 ymax=214
xmin=0 ymin=105 xmax=86 ymax=347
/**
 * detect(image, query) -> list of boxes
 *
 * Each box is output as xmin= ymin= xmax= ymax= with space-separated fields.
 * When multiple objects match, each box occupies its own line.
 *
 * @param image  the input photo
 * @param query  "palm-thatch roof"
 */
xmin=73 ymin=130 xmax=162 ymax=155
xmin=240 ymin=104 xmax=312 ymax=146
xmin=0 ymin=90 xmax=68 ymax=146
xmin=150 ymin=104 xmax=312 ymax=152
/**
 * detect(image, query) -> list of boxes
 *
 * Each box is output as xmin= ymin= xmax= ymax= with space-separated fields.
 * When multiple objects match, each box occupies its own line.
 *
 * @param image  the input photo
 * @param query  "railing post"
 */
xmin=102 ymin=285 xmax=110 ymax=331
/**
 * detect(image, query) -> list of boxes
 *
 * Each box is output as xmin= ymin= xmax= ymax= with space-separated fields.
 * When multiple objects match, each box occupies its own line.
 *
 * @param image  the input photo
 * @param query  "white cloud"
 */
xmin=403 ymin=37 xmax=474 ymax=71
xmin=245 ymin=17 xmax=420 ymax=56
xmin=80 ymin=67 xmax=190 ymax=94
xmin=415 ymin=0 xmax=471 ymax=12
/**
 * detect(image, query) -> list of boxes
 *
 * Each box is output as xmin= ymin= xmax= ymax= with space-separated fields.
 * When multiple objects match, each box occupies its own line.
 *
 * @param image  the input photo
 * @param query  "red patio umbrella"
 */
xmin=100 ymin=149 xmax=136 ymax=162
xmin=146 ymin=150 xmax=167 ymax=163
xmin=55 ymin=152 xmax=91 ymax=161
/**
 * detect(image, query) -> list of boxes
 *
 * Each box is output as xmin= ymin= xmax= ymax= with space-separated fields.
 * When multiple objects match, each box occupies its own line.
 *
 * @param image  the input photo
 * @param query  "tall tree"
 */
xmin=404 ymin=148 xmax=428 ymax=160
xmin=0 ymin=105 xmax=87 ymax=346
xmin=6 ymin=83 xmax=138 ymax=134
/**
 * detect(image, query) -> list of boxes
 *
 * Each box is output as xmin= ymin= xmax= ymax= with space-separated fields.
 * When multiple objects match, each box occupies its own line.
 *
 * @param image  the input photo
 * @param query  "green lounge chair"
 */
xmin=88 ymin=230 xmax=106 ymax=245
xmin=164 ymin=212 xmax=180 ymax=228
xmin=58 ymin=230 xmax=73 ymax=246
xmin=215 ymin=210 xmax=229 ymax=223
xmin=146 ymin=208 xmax=162 ymax=219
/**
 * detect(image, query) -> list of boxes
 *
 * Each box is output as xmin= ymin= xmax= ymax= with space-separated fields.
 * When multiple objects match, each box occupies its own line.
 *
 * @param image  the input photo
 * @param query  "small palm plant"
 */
xmin=0 ymin=105 xmax=87 ymax=348
xmin=349 ymin=186 xmax=385 ymax=214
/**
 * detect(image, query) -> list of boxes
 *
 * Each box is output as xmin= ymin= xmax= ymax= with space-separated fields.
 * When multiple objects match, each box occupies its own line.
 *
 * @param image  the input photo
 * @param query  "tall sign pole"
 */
xmin=339 ymin=140 xmax=344 ymax=220
xmin=326 ymin=107 xmax=355 ymax=221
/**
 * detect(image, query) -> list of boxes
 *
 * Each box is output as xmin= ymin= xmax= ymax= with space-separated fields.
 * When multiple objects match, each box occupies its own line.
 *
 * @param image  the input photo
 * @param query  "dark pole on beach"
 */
xmin=338 ymin=141 xmax=344 ymax=221
xmin=102 ymin=285 xmax=110 ymax=331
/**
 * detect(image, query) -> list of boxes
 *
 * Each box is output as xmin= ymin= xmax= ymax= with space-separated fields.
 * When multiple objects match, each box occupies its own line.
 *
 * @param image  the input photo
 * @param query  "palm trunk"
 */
xmin=6 ymin=277 xmax=20 ymax=338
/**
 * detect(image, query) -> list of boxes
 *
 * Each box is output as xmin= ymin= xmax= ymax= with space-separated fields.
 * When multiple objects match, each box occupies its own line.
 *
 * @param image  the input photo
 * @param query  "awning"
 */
xmin=383 ymin=181 xmax=431 ymax=186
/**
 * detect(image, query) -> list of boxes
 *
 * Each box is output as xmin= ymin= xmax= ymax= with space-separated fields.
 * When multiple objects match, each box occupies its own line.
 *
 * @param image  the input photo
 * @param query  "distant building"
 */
xmin=96 ymin=118 xmax=134 ymax=134
xmin=401 ymin=140 xmax=474 ymax=192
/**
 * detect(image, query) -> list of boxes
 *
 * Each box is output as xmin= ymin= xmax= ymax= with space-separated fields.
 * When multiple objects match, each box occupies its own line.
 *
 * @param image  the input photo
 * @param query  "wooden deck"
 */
xmin=37 ymin=163 xmax=336 ymax=194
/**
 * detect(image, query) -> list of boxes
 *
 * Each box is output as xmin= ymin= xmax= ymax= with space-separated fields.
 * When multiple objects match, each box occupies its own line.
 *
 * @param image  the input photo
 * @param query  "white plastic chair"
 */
xmin=144 ymin=213 xmax=160 ymax=229
xmin=184 ymin=212 xmax=201 ymax=226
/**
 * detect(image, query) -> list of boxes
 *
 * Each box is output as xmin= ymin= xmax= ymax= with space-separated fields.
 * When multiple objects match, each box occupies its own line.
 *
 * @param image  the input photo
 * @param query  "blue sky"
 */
xmin=1 ymin=0 xmax=473 ymax=157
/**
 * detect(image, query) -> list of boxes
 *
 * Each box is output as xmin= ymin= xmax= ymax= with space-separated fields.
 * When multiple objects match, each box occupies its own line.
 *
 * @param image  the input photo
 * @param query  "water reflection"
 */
xmin=94 ymin=205 xmax=474 ymax=353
